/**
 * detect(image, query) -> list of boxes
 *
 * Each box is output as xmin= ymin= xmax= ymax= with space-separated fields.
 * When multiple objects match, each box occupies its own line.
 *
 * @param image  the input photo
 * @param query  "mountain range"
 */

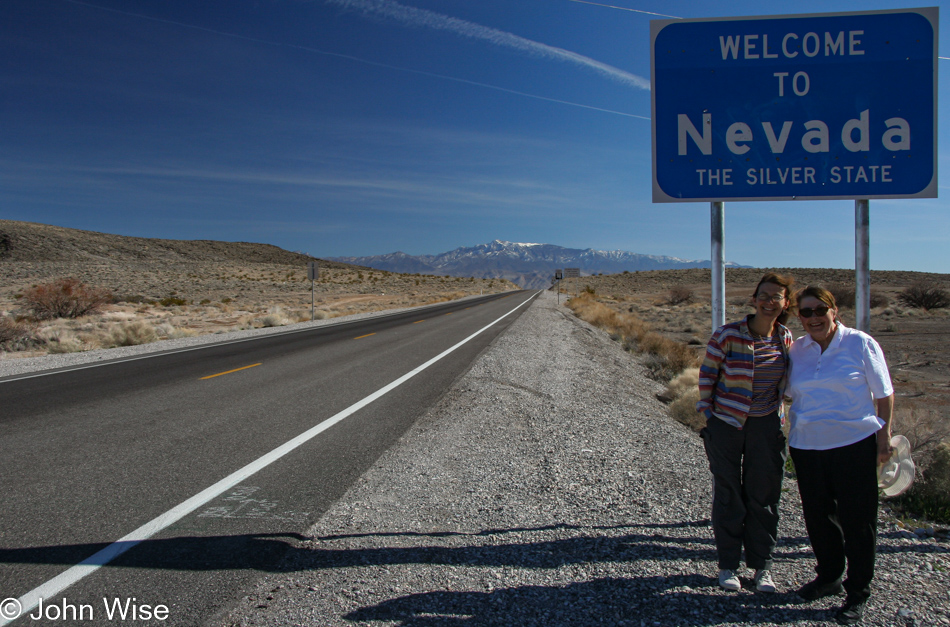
xmin=329 ymin=241 xmax=747 ymax=289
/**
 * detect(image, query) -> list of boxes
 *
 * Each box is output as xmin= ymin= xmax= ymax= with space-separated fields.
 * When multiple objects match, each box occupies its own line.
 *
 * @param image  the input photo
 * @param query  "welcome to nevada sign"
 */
xmin=650 ymin=8 xmax=938 ymax=202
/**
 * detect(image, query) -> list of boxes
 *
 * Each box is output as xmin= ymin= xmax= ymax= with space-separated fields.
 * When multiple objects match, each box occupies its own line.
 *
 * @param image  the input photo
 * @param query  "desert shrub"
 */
xmin=660 ymin=367 xmax=699 ymax=403
xmin=159 ymin=296 xmax=188 ymax=307
xmin=669 ymin=388 xmax=704 ymax=431
xmin=638 ymin=332 xmax=700 ymax=381
xmin=113 ymin=294 xmax=148 ymax=304
xmin=108 ymin=321 xmax=158 ymax=347
xmin=583 ymin=285 xmax=596 ymax=295
xmin=0 ymin=316 xmax=35 ymax=350
xmin=23 ymin=278 xmax=111 ymax=320
xmin=895 ymin=406 xmax=950 ymax=463
xmin=889 ymin=407 xmax=950 ymax=522
xmin=895 ymin=441 xmax=950 ymax=523
xmin=870 ymin=291 xmax=890 ymax=308
xmin=260 ymin=307 xmax=292 ymax=328
xmin=897 ymin=281 xmax=950 ymax=310
xmin=828 ymin=285 xmax=890 ymax=309
xmin=0 ymin=316 xmax=31 ymax=342
xmin=667 ymin=287 xmax=694 ymax=306
xmin=827 ymin=284 xmax=855 ymax=308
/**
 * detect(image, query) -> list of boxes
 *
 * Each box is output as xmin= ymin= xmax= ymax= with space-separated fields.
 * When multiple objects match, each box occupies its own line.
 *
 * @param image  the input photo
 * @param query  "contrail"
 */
xmin=326 ymin=0 xmax=651 ymax=91
xmin=565 ymin=0 xmax=680 ymax=19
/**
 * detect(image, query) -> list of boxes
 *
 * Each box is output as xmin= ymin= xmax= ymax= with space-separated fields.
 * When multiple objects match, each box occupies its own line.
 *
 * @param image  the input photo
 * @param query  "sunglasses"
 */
xmin=798 ymin=306 xmax=831 ymax=318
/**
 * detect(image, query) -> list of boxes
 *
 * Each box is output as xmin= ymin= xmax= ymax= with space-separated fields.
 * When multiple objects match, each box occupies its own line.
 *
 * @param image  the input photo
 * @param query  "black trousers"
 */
xmin=701 ymin=413 xmax=787 ymax=570
xmin=790 ymin=434 xmax=879 ymax=602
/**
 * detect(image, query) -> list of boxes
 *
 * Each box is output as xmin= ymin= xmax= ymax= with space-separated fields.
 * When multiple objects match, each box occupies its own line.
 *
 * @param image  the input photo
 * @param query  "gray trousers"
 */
xmin=701 ymin=412 xmax=787 ymax=570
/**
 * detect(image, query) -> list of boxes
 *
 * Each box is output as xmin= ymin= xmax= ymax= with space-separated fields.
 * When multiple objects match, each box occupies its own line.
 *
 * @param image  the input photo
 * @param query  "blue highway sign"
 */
xmin=650 ymin=8 xmax=938 ymax=202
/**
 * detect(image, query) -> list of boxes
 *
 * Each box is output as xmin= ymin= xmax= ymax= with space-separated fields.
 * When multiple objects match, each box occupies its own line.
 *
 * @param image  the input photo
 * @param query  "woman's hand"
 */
xmin=877 ymin=428 xmax=894 ymax=466
xmin=876 ymin=395 xmax=895 ymax=466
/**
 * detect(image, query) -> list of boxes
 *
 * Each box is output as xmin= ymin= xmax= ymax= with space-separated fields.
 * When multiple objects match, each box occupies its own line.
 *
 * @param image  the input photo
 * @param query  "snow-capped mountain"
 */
xmin=329 ymin=240 xmax=746 ymax=289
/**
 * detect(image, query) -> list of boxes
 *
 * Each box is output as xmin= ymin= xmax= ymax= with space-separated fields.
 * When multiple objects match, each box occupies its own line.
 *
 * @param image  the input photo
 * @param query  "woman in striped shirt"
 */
xmin=697 ymin=272 xmax=794 ymax=594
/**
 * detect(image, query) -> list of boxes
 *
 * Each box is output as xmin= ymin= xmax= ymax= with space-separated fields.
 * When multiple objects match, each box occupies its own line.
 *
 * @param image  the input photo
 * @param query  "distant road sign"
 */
xmin=564 ymin=268 xmax=581 ymax=279
xmin=651 ymin=8 xmax=938 ymax=202
xmin=307 ymin=261 xmax=319 ymax=281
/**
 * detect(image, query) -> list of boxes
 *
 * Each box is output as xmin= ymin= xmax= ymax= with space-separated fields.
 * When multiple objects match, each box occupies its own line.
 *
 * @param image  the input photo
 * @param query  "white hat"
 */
xmin=878 ymin=434 xmax=915 ymax=497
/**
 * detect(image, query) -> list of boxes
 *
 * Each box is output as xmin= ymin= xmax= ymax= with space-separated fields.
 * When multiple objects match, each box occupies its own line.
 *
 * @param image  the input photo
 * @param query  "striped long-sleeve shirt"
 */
xmin=696 ymin=316 xmax=792 ymax=428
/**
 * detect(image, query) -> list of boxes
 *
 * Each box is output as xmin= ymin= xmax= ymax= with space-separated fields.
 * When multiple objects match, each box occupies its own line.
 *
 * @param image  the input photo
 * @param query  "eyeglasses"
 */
xmin=755 ymin=293 xmax=786 ymax=303
xmin=798 ymin=306 xmax=831 ymax=318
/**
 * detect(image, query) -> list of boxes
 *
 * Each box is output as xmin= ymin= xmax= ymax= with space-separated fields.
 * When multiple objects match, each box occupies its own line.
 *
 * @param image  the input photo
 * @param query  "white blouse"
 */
xmin=786 ymin=323 xmax=893 ymax=451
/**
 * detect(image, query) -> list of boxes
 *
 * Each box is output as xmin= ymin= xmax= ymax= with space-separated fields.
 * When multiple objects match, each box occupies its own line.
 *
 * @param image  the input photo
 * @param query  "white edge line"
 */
xmin=1 ymin=291 xmax=539 ymax=626
xmin=0 ymin=292 xmax=522 ymax=384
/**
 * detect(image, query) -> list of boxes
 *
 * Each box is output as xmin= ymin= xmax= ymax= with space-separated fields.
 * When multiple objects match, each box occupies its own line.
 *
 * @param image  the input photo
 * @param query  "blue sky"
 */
xmin=3 ymin=0 xmax=949 ymax=271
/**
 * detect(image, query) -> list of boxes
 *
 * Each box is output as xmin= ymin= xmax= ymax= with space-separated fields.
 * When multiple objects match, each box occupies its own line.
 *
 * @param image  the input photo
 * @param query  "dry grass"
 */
xmin=566 ymin=292 xmax=703 ymax=429
xmin=566 ymin=292 xmax=701 ymax=383
xmin=664 ymin=368 xmax=704 ymax=431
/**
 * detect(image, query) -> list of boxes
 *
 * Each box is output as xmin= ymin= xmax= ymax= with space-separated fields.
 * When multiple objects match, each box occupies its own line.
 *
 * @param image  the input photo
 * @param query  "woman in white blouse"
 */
xmin=786 ymin=286 xmax=895 ymax=626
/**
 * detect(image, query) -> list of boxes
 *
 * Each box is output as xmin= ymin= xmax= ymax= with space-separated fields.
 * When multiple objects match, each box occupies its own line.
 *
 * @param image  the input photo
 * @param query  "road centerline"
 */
xmin=200 ymin=363 xmax=262 ymax=380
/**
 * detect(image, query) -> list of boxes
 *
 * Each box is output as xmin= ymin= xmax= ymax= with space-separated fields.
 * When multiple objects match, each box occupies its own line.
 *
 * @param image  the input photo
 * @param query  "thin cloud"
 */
xmin=327 ymin=0 xmax=651 ymax=91
xmin=64 ymin=0 xmax=648 ymax=116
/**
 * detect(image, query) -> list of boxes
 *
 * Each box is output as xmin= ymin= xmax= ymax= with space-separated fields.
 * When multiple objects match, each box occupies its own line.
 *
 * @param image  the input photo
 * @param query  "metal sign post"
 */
xmin=651 ymin=8 xmax=937 ymax=333
xmin=307 ymin=261 xmax=319 ymax=321
xmin=856 ymin=200 xmax=870 ymax=331
xmin=711 ymin=202 xmax=725 ymax=331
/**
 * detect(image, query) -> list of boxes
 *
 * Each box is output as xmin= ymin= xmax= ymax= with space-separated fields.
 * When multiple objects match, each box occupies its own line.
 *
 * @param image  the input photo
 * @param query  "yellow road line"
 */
xmin=200 ymin=363 xmax=262 ymax=380
xmin=354 ymin=333 xmax=377 ymax=340
xmin=414 ymin=320 xmax=425 ymax=324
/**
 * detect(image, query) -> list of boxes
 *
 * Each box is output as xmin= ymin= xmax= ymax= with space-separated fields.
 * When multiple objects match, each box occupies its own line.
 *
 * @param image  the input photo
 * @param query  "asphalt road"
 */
xmin=0 ymin=290 xmax=538 ymax=626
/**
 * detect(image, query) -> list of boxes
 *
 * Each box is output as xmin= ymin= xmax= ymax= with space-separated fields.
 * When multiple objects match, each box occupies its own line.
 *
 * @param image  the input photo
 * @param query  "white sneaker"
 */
xmin=718 ymin=569 xmax=741 ymax=591
xmin=754 ymin=569 xmax=776 ymax=593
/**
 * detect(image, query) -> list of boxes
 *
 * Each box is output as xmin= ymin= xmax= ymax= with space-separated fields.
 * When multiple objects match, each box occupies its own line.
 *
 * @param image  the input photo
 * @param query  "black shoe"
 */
xmin=797 ymin=577 xmax=843 ymax=601
xmin=835 ymin=597 xmax=867 ymax=625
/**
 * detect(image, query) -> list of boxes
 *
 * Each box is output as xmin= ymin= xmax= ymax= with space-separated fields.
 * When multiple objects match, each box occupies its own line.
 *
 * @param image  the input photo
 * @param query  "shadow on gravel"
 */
xmin=317 ymin=519 xmax=714 ymax=542
xmin=2 ymin=522 xmax=942 ymax=575
xmin=343 ymin=576 xmax=832 ymax=626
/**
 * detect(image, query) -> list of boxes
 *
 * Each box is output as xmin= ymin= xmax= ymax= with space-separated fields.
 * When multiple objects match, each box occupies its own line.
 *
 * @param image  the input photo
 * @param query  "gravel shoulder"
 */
xmin=213 ymin=291 xmax=949 ymax=627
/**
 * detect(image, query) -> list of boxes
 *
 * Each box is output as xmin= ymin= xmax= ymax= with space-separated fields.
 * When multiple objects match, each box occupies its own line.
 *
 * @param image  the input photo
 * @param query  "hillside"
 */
xmin=0 ymin=220 xmax=349 ymax=267
xmin=0 ymin=222 xmax=518 ymax=358
xmin=0 ymin=220 xmax=519 ymax=306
